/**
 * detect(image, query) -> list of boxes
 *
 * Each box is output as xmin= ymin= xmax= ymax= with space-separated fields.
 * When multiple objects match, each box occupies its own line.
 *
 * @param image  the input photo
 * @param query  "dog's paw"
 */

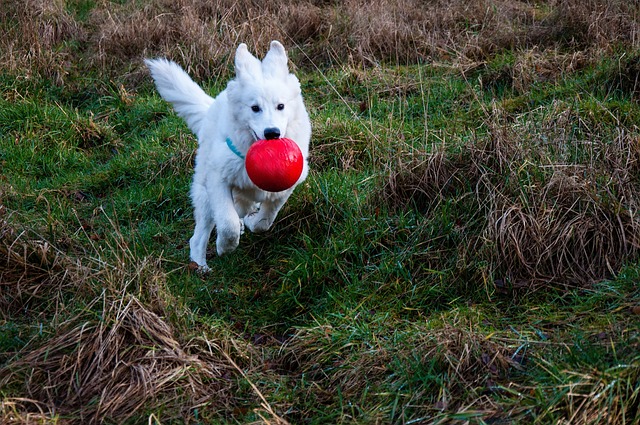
xmin=244 ymin=211 xmax=271 ymax=233
xmin=197 ymin=265 xmax=211 ymax=274
xmin=188 ymin=261 xmax=211 ymax=274
xmin=239 ymin=218 xmax=245 ymax=235
xmin=216 ymin=228 xmax=240 ymax=255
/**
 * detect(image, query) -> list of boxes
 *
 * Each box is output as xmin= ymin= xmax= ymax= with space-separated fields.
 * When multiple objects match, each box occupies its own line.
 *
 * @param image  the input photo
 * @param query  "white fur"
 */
xmin=145 ymin=41 xmax=311 ymax=271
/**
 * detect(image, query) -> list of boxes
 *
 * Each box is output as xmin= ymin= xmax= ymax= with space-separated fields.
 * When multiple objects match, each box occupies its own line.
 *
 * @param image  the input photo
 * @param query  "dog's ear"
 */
xmin=235 ymin=43 xmax=262 ymax=81
xmin=261 ymin=41 xmax=289 ymax=79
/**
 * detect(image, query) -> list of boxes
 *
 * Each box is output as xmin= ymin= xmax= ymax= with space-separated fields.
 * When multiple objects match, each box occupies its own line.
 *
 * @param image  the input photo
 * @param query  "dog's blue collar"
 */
xmin=226 ymin=137 xmax=245 ymax=160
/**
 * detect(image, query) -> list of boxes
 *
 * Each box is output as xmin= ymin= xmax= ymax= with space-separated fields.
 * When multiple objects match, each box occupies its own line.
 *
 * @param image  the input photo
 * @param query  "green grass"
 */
xmin=2 ymin=38 xmax=640 ymax=424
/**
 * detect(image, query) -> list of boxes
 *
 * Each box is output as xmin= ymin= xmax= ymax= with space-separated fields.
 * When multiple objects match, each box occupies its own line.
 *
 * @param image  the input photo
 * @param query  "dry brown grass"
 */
xmin=0 ymin=215 xmax=283 ymax=424
xmin=548 ymin=362 xmax=640 ymax=424
xmin=279 ymin=315 xmax=526 ymax=421
xmin=1 ymin=296 xmax=234 ymax=423
xmin=1 ymin=0 xmax=638 ymax=81
xmin=1 ymin=0 xmax=83 ymax=83
xmin=385 ymin=103 xmax=640 ymax=289
xmin=0 ymin=213 xmax=77 ymax=321
xmin=490 ymin=47 xmax=590 ymax=94
xmin=0 ymin=398 xmax=60 ymax=424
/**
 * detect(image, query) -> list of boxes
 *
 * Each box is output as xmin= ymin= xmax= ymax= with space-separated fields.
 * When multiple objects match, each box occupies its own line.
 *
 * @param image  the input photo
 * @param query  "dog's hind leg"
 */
xmin=232 ymin=195 xmax=257 ymax=219
xmin=244 ymin=191 xmax=292 ymax=233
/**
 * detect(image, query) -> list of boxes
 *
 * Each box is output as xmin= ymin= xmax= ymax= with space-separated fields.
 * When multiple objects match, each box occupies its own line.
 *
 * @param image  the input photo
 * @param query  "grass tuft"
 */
xmin=2 ymin=295 xmax=235 ymax=422
xmin=385 ymin=102 xmax=640 ymax=289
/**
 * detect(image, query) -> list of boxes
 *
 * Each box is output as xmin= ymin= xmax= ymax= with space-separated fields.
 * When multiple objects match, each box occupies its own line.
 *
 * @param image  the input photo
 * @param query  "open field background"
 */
xmin=1 ymin=0 xmax=640 ymax=423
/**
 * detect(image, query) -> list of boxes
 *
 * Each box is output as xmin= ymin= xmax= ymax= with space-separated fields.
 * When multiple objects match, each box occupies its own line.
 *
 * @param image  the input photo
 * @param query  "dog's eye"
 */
xmin=277 ymin=103 xmax=285 ymax=111
xmin=251 ymin=105 xmax=261 ymax=113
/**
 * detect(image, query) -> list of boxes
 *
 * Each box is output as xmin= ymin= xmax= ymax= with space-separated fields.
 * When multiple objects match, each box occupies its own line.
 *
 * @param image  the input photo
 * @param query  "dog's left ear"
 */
xmin=262 ymin=41 xmax=289 ymax=79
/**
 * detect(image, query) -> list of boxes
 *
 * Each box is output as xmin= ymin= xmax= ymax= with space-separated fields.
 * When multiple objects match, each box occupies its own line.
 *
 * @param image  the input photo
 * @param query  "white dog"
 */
xmin=145 ymin=41 xmax=311 ymax=271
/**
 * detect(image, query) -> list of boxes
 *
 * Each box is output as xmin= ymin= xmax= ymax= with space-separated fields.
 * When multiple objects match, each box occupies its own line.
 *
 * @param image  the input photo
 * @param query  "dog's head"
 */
xmin=227 ymin=41 xmax=303 ymax=141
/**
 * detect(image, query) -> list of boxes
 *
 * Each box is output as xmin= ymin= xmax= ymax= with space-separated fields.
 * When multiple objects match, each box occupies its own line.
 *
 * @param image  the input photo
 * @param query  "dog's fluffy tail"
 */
xmin=145 ymin=58 xmax=214 ymax=136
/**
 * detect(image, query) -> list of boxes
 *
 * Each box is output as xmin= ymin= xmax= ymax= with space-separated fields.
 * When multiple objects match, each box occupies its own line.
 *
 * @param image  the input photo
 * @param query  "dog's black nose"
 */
xmin=263 ymin=127 xmax=281 ymax=140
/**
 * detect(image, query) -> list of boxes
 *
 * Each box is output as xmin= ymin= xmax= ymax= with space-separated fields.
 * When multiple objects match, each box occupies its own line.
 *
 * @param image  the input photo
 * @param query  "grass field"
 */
xmin=1 ymin=0 xmax=640 ymax=423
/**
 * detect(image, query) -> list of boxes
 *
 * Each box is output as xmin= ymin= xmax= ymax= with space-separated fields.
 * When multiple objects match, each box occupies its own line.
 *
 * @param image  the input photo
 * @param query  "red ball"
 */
xmin=245 ymin=138 xmax=304 ymax=192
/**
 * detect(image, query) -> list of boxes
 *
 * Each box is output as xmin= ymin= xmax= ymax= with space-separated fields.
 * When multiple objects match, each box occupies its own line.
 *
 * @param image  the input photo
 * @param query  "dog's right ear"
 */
xmin=235 ymin=43 xmax=262 ymax=81
xmin=261 ymin=41 xmax=289 ymax=79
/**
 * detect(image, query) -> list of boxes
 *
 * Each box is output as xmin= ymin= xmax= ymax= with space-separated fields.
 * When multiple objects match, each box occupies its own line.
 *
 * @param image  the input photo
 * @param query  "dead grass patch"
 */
xmin=0 ymin=211 xmax=277 ymax=423
xmin=384 ymin=105 xmax=640 ymax=289
xmin=546 ymin=360 xmax=640 ymax=424
xmin=1 ymin=0 xmax=83 ymax=83
xmin=0 ymin=213 xmax=80 ymax=321
xmin=1 ymin=295 xmax=236 ymax=423
xmin=0 ymin=398 xmax=60 ymax=424
xmin=279 ymin=316 xmax=525 ymax=420
xmin=538 ymin=0 xmax=640 ymax=50
xmin=480 ymin=47 xmax=590 ymax=95
xmin=1 ymin=0 xmax=638 ymax=81
xmin=398 ymin=323 xmax=524 ymax=418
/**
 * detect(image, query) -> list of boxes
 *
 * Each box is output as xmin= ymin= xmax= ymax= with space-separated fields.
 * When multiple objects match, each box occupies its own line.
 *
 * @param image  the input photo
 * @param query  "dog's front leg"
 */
xmin=210 ymin=184 xmax=243 ymax=255
xmin=244 ymin=191 xmax=292 ymax=233
xmin=190 ymin=182 xmax=215 ymax=270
